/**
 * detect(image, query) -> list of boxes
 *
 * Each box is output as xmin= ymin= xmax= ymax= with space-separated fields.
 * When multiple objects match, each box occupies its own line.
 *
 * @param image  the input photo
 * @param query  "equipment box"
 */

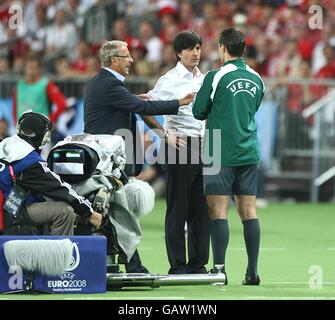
xmin=0 ymin=235 xmax=106 ymax=294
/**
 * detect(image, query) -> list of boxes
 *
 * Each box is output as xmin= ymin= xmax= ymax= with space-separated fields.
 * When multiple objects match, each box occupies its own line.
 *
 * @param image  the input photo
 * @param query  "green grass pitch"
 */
xmin=2 ymin=200 xmax=335 ymax=300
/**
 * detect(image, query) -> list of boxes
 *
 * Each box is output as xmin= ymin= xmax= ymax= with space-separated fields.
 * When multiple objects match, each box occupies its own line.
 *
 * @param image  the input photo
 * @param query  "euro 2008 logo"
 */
xmin=66 ymin=242 xmax=80 ymax=272
xmin=48 ymin=242 xmax=87 ymax=291
xmin=58 ymin=242 xmax=80 ymax=278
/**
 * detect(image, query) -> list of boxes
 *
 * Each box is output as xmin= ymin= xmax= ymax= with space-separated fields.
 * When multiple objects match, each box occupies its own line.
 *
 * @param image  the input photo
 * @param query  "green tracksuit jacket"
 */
xmin=193 ymin=58 xmax=265 ymax=167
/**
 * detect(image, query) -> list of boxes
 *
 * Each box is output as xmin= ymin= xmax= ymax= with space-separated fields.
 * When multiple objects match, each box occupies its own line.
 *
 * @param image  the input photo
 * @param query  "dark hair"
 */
xmin=173 ymin=31 xmax=202 ymax=61
xmin=25 ymin=53 xmax=43 ymax=68
xmin=219 ymin=27 xmax=246 ymax=57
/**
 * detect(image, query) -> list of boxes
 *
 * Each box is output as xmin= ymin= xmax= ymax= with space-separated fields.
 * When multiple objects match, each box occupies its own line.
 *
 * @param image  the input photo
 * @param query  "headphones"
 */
xmin=16 ymin=111 xmax=54 ymax=149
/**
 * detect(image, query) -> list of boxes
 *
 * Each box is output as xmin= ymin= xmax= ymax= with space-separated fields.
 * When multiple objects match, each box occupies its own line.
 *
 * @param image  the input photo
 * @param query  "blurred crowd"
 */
xmin=0 ymin=0 xmax=334 ymax=79
xmin=0 ymin=0 xmax=335 ymax=200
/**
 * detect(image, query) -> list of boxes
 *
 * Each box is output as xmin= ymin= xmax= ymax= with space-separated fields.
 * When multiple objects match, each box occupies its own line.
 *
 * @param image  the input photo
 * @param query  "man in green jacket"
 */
xmin=193 ymin=27 xmax=265 ymax=285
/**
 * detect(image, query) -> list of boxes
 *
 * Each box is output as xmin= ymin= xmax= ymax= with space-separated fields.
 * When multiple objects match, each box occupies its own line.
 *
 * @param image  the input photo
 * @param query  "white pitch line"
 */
xmin=141 ymin=247 xmax=286 ymax=251
xmin=261 ymin=282 xmax=309 ymax=285
xmin=64 ymin=296 xmax=185 ymax=300
xmin=64 ymin=297 xmax=112 ymax=300
xmin=244 ymin=296 xmax=335 ymax=300
xmin=266 ymin=281 xmax=335 ymax=285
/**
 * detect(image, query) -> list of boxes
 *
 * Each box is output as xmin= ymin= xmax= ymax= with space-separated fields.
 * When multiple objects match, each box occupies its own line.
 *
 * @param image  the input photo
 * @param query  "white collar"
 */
xmin=175 ymin=61 xmax=201 ymax=79
xmin=103 ymin=67 xmax=125 ymax=82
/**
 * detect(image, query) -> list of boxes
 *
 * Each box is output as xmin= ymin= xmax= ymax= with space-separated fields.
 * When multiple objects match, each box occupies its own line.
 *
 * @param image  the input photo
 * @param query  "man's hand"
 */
xmin=137 ymin=93 xmax=150 ymax=101
xmin=89 ymin=211 xmax=102 ymax=229
xmin=178 ymin=92 xmax=196 ymax=106
xmin=165 ymin=132 xmax=187 ymax=150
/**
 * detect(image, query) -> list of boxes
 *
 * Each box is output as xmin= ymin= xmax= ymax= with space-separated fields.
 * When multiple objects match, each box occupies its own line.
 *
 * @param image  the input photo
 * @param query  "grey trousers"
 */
xmin=26 ymin=201 xmax=76 ymax=236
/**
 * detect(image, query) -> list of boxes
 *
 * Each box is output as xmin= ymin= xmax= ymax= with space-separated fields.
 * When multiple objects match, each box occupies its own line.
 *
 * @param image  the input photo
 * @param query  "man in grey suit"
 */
xmin=84 ymin=40 xmax=194 ymax=273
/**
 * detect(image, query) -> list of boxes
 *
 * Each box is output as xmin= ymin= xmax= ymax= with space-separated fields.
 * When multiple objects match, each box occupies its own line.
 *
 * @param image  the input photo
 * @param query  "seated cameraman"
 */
xmin=0 ymin=111 xmax=102 ymax=235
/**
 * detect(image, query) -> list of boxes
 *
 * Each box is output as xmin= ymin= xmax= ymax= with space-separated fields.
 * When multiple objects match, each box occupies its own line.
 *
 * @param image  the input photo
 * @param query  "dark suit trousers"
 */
xmin=125 ymin=249 xmax=144 ymax=273
xmin=164 ymin=138 xmax=210 ymax=273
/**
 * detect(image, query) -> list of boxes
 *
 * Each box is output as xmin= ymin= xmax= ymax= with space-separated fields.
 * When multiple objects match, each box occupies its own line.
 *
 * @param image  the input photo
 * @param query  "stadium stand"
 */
xmin=0 ymin=0 xmax=334 ymax=201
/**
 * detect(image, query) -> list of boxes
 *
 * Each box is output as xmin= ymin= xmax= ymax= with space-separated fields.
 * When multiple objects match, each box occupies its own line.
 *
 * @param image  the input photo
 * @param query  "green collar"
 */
xmin=222 ymin=57 xmax=245 ymax=67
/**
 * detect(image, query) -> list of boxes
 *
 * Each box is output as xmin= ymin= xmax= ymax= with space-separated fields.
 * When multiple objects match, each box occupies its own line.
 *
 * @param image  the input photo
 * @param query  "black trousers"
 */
xmin=163 ymin=137 xmax=210 ymax=273
xmin=125 ymin=249 xmax=148 ymax=273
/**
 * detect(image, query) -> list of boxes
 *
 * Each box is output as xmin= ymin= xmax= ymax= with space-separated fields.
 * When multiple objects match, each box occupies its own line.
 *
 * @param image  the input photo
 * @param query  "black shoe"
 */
xmin=125 ymin=249 xmax=150 ymax=274
xmin=126 ymin=264 xmax=150 ymax=274
xmin=209 ymin=268 xmax=228 ymax=285
xmin=136 ymin=265 xmax=150 ymax=274
xmin=242 ymin=274 xmax=260 ymax=286
xmin=168 ymin=267 xmax=187 ymax=275
xmin=187 ymin=266 xmax=208 ymax=274
xmin=126 ymin=265 xmax=150 ymax=274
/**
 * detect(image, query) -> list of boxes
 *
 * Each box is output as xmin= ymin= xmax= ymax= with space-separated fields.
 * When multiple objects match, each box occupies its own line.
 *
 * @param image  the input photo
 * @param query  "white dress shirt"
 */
xmin=102 ymin=67 xmax=125 ymax=82
xmin=148 ymin=61 xmax=205 ymax=137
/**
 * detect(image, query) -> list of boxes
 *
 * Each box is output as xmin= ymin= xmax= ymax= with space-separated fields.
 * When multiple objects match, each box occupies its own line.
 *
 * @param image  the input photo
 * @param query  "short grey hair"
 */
xmin=100 ymin=40 xmax=128 ymax=67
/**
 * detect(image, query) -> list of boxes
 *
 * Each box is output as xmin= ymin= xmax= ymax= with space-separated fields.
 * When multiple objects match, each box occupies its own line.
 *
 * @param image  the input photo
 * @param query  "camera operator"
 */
xmin=0 ymin=111 xmax=102 ymax=235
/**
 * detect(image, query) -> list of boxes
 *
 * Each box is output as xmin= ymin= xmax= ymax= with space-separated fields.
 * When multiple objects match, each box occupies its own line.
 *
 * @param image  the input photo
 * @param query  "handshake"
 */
xmin=138 ymin=92 xmax=196 ymax=106
xmin=178 ymin=92 xmax=196 ymax=106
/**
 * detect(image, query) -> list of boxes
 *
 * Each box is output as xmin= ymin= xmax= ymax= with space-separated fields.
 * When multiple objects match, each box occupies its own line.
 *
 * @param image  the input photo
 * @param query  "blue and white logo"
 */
xmin=49 ymin=242 xmax=87 ymax=291
xmin=66 ymin=242 xmax=80 ymax=271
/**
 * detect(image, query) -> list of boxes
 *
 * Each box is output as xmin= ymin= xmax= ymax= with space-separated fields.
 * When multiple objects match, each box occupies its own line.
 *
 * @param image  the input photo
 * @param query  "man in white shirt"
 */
xmin=147 ymin=31 xmax=209 ymax=274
